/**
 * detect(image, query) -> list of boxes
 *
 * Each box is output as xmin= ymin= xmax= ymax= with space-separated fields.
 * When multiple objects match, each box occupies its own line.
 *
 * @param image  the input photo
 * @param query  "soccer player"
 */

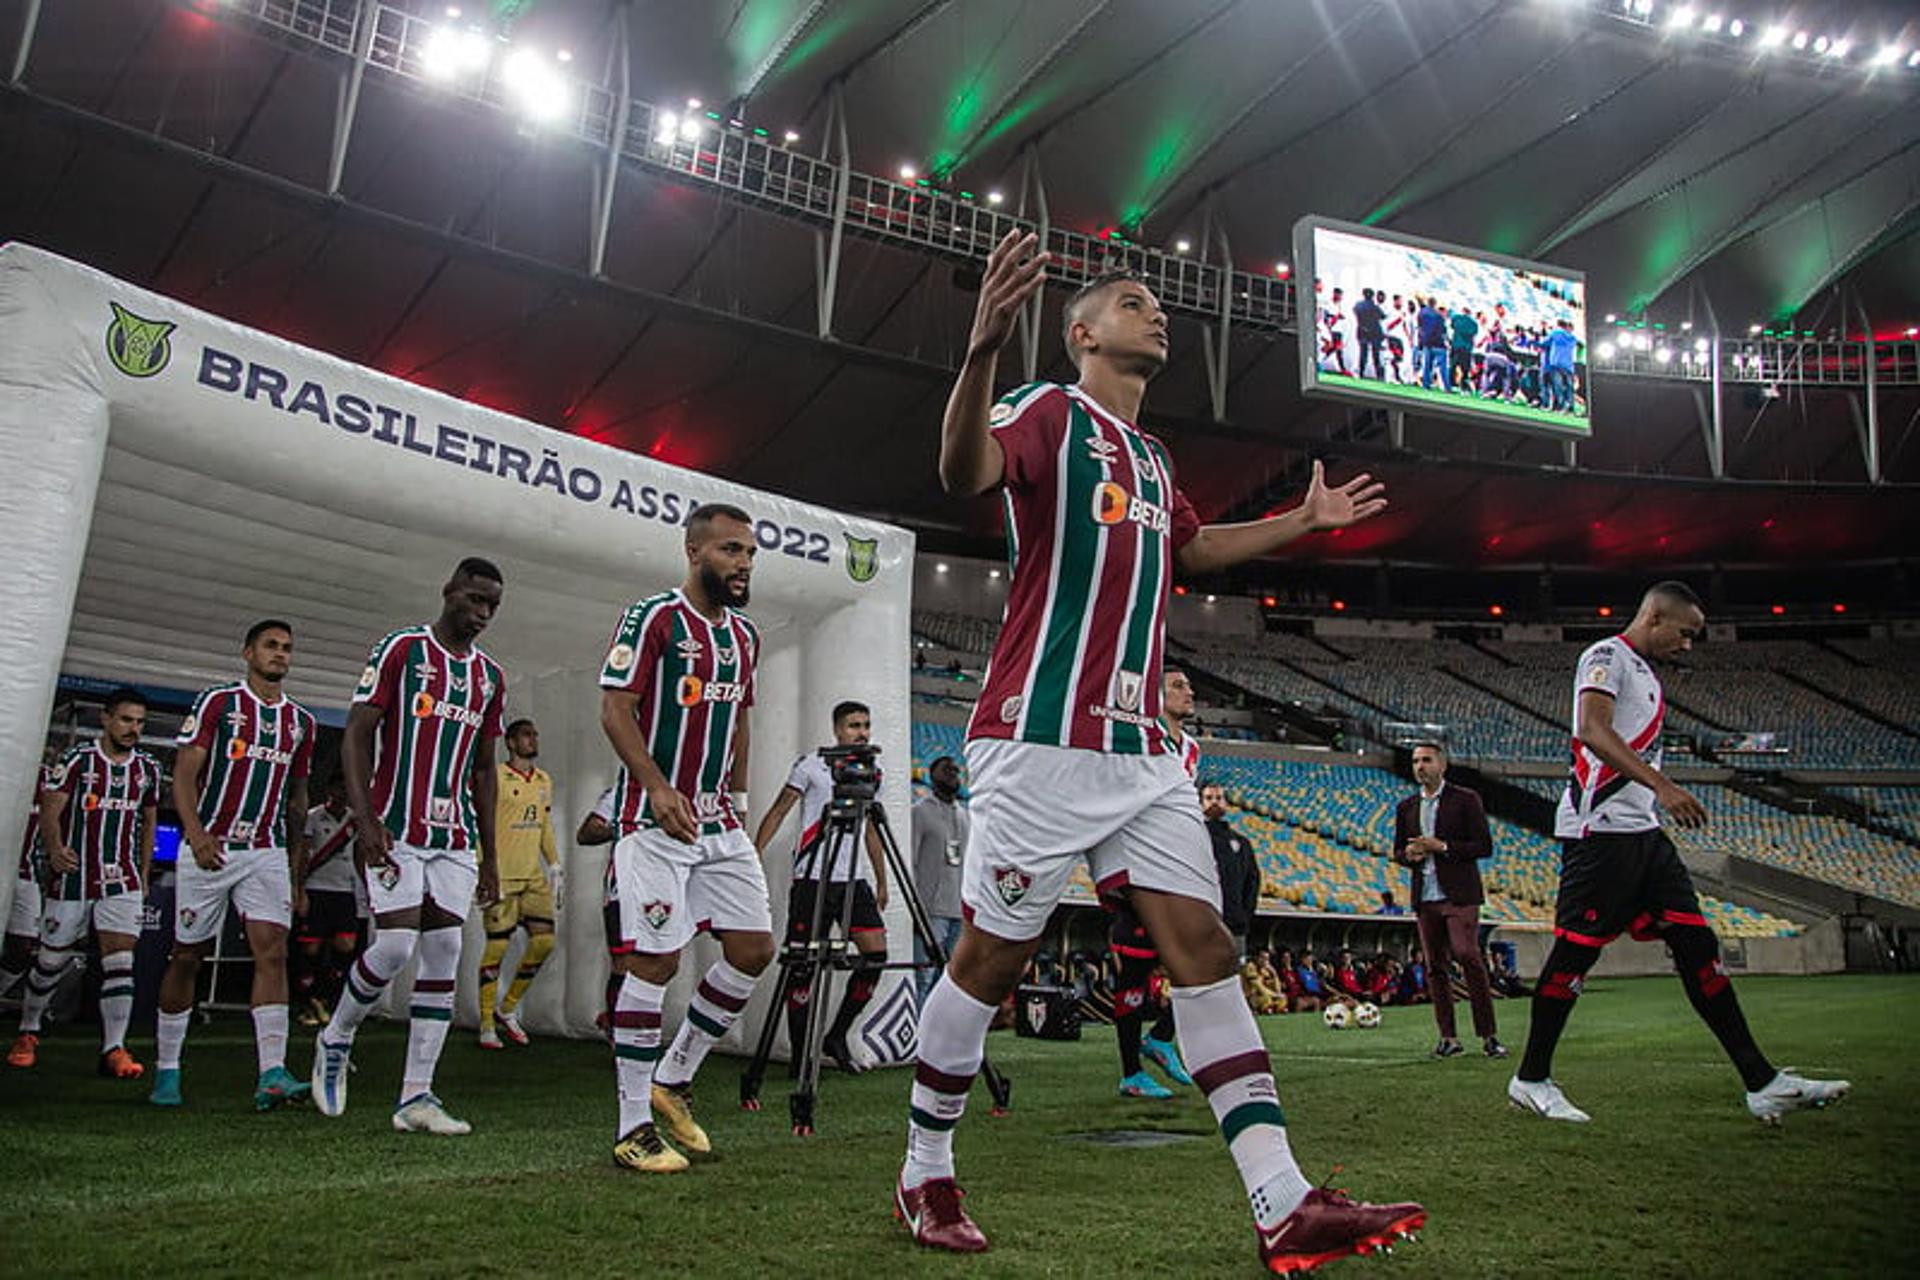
xmin=0 ymin=756 xmax=54 ymax=1006
xmin=600 ymin=504 xmax=773 ymax=1174
xmin=1510 ymin=581 xmax=1850 ymax=1126
xmin=1109 ymin=667 xmax=1200 ymax=1100
xmin=11 ymin=689 xmax=161 ymax=1076
xmin=477 ymin=718 xmax=562 ymax=1050
xmin=310 ymin=558 xmax=506 ymax=1135
xmin=294 ymin=777 xmax=361 ymax=1026
xmin=152 ymin=620 xmax=317 ymax=1109
xmin=753 ymin=700 xmax=891 ymax=1074
xmin=896 ymin=231 xmax=1422 ymax=1272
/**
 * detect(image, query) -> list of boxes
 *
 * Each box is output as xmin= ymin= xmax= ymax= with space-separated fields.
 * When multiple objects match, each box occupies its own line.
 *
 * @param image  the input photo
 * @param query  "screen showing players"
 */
xmin=1294 ymin=216 xmax=1591 ymax=438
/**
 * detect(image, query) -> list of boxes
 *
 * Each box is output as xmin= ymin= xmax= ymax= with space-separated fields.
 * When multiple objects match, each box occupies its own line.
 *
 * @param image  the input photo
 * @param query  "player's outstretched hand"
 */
xmin=1299 ymin=459 xmax=1388 ymax=532
xmin=967 ymin=230 xmax=1049 ymax=361
xmin=649 ymin=785 xmax=699 ymax=844
xmin=1657 ymin=780 xmax=1708 ymax=829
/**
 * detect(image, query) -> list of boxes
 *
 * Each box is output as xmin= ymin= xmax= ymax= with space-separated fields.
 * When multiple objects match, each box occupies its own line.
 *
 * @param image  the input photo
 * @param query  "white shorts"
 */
xmin=175 ymin=846 xmax=293 ymax=945
xmin=961 ymin=738 xmax=1220 ymax=942
xmin=363 ymin=844 xmax=479 ymax=918
xmin=7 ymin=877 xmax=42 ymax=939
xmin=40 ymin=894 xmax=144 ymax=949
xmin=610 ymin=826 xmax=772 ymax=956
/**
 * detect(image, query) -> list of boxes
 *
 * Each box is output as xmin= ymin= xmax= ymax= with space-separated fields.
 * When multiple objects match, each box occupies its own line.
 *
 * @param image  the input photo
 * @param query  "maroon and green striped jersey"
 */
xmin=968 ymin=383 xmax=1200 ymax=755
xmin=18 ymin=764 xmax=50 ymax=883
xmin=353 ymin=625 xmax=506 ymax=852
xmin=46 ymin=743 xmax=162 ymax=900
xmin=177 ymin=683 xmax=316 ymax=850
xmin=598 ymin=590 xmax=759 ymax=837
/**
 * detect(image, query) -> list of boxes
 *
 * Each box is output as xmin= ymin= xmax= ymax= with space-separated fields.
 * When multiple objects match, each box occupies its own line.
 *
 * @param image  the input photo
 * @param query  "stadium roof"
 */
xmin=3 ymin=0 xmax=1917 ymax=566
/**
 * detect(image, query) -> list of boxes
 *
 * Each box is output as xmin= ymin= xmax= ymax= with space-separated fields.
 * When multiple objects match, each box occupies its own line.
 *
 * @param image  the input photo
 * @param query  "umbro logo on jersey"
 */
xmin=677 ymin=638 xmax=704 ymax=658
xmin=991 ymin=865 xmax=1032 ymax=907
xmin=1086 ymin=437 xmax=1120 ymax=466
xmin=225 ymin=709 xmax=248 ymax=734
xmin=413 ymin=660 xmax=438 ymax=684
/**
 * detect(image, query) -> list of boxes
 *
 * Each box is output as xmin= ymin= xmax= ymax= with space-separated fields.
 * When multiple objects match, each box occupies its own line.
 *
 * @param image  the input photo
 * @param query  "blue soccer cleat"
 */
xmin=149 ymin=1067 xmax=183 ymax=1108
xmin=1119 ymin=1070 xmax=1174 ymax=1100
xmin=1141 ymin=1035 xmax=1193 ymax=1086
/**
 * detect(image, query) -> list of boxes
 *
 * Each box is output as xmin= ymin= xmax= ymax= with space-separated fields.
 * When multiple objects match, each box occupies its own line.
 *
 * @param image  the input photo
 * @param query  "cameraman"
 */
xmin=753 ymin=701 xmax=890 ymax=1073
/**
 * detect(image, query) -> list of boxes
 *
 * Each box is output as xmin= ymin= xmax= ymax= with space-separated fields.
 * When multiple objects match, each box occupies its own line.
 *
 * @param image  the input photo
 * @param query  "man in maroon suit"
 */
xmin=1392 ymin=743 xmax=1507 ymax=1060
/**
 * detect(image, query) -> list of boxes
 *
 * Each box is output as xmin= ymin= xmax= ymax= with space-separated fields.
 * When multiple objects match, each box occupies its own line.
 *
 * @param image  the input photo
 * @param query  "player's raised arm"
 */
xmin=1176 ymin=461 xmax=1387 ymax=577
xmin=942 ymin=230 xmax=1049 ymax=496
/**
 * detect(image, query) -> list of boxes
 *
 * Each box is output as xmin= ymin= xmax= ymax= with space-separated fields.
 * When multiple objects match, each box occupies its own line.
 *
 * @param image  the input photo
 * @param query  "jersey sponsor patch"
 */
xmin=607 ymin=642 xmax=636 ymax=672
xmin=1586 ymin=665 xmax=1610 ymax=687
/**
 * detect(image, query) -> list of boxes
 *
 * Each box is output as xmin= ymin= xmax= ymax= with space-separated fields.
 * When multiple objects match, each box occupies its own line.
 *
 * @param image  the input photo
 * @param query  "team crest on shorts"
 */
xmin=180 ymin=907 xmax=198 ymax=929
xmin=643 ymin=900 xmax=673 ymax=930
xmin=375 ymin=863 xmax=401 ymax=892
xmin=991 ymin=865 xmax=1032 ymax=907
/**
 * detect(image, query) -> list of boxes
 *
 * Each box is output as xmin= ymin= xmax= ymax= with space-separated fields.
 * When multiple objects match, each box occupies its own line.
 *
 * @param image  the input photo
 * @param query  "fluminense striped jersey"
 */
xmin=599 ymin=590 xmax=759 ymax=837
xmin=177 ymin=683 xmax=316 ymax=849
xmin=354 ymin=625 xmax=506 ymax=852
xmin=46 ymin=743 xmax=162 ymax=900
xmin=17 ymin=765 xmax=50 ymax=883
xmin=969 ymin=383 xmax=1201 ymax=754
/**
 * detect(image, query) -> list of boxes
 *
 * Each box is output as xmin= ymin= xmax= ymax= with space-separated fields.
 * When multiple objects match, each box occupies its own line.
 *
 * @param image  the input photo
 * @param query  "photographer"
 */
xmin=753 ymin=701 xmax=890 ymax=1073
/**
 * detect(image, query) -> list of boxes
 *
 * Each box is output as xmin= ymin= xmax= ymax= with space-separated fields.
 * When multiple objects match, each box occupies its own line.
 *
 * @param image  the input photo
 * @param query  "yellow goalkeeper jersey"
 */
xmin=495 ymin=763 xmax=557 ymax=883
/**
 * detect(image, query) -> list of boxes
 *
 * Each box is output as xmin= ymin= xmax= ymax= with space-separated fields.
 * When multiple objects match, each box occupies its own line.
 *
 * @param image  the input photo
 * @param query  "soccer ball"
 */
xmin=1353 ymin=1002 xmax=1381 ymax=1030
xmin=1322 ymin=1003 xmax=1352 ymax=1031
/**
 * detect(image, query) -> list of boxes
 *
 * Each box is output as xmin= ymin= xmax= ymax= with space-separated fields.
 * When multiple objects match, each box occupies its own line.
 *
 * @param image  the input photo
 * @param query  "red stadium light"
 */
xmin=1489 ymin=605 xmax=1505 ymax=618
xmin=1332 ymin=600 xmax=1347 ymax=612
xmin=1832 ymin=603 xmax=1847 ymax=614
xmin=1771 ymin=604 xmax=1786 ymax=615
xmin=1597 ymin=606 xmax=1613 ymax=618
xmin=1173 ymin=585 xmax=1189 ymax=596
xmin=1262 ymin=595 xmax=1278 ymax=608
xmin=1761 ymin=518 xmax=1776 ymax=530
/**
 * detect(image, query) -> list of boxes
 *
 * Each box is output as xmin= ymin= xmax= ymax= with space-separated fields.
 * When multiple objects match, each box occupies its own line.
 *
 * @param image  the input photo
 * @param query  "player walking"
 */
xmin=599 ymin=505 xmax=774 ymax=1174
xmin=895 ymin=231 xmax=1423 ymax=1273
xmin=152 ymin=620 xmax=317 ymax=1110
xmin=477 ymin=718 xmax=562 ymax=1049
xmin=310 ymin=558 xmax=506 ymax=1135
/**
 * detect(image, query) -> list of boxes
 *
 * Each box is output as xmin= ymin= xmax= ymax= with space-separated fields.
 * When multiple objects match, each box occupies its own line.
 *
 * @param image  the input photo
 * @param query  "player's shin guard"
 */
xmin=656 ymin=960 xmax=757 ymax=1091
xmin=827 ymin=953 xmax=882 ymax=1043
xmin=501 ymin=931 xmax=554 ymax=1015
xmin=1518 ymin=935 xmax=1602 ymax=1082
xmin=400 ymin=928 xmax=460 ymax=1102
xmin=476 ymin=933 xmax=511 ymax=1028
xmin=903 ymin=975 xmax=997 ymax=1189
xmin=324 ymin=927 xmax=416 ymax=1044
xmin=1666 ymin=923 xmax=1776 ymax=1091
xmin=613 ymin=973 xmax=666 ymax=1138
xmin=20 ymin=949 xmax=72 ymax=1033
xmin=98 ymin=952 xmax=136 ymax=1052
xmin=1172 ymin=974 xmax=1311 ymax=1227
xmin=253 ymin=1003 xmax=290 ymax=1074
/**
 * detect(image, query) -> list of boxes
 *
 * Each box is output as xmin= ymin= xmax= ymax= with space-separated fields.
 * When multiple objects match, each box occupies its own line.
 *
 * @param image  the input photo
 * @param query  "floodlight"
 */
xmin=502 ymin=48 xmax=568 ymax=123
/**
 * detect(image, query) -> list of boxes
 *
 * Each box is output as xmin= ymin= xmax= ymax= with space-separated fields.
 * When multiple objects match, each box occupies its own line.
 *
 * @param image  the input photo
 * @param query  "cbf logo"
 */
xmin=104 ymin=302 xmax=177 ymax=379
xmin=845 ymin=535 xmax=879 ymax=584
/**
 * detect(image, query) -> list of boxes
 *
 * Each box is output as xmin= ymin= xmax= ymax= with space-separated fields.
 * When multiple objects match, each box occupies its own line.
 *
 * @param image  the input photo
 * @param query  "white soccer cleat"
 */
xmin=496 ymin=1008 xmax=530 ymax=1047
xmin=1746 ymin=1069 xmax=1850 ymax=1125
xmin=1508 ymin=1075 xmax=1591 ymax=1123
xmin=393 ymin=1092 xmax=473 ymax=1135
xmin=311 ymin=1033 xmax=352 ymax=1118
xmin=478 ymin=1024 xmax=503 ymax=1051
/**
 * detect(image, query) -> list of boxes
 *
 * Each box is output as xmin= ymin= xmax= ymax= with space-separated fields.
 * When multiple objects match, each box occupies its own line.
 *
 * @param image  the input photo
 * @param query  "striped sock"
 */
xmin=902 ymin=974 xmax=996 ymax=1189
xmin=156 ymin=1008 xmax=192 ymax=1071
xmin=20 ymin=949 xmax=71 ymax=1033
xmin=613 ymin=973 xmax=666 ymax=1139
xmin=655 ymin=960 xmax=757 ymax=1091
xmin=324 ymin=927 xmax=416 ymax=1045
xmin=400 ymin=927 xmax=460 ymax=1102
xmin=252 ymin=1003 xmax=289 ymax=1074
xmin=99 ymin=951 xmax=136 ymax=1052
xmin=1173 ymin=973 xmax=1311 ymax=1227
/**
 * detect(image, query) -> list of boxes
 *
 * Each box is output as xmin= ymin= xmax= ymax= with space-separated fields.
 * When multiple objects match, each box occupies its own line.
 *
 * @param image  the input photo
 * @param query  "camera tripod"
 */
xmin=741 ymin=754 xmax=1010 ymax=1134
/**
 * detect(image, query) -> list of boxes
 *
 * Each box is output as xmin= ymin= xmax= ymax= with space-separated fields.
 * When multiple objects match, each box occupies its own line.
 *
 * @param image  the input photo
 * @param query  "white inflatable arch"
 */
xmin=0 ymin=243 xmax=917 ymax=1054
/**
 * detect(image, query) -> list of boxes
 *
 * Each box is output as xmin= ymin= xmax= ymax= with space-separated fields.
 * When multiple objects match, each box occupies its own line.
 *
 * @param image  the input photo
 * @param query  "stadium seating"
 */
xmin=1674 ymin=786 xmax=1920 ymax=908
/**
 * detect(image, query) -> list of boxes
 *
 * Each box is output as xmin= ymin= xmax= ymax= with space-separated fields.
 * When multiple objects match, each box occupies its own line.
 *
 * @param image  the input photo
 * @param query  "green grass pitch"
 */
xmin=1314 ymin=372 xmax=1591 ymax=433
xmin=2 ymin=975 xmax=1911 ymax=1278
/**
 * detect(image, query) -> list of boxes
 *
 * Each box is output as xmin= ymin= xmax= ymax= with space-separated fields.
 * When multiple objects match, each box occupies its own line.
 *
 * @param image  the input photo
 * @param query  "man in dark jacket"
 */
xmin=1199 ymin=782 xmax=1259 ymax=961
xmin=1392 ymin=743 xmax=1506 ymax=1060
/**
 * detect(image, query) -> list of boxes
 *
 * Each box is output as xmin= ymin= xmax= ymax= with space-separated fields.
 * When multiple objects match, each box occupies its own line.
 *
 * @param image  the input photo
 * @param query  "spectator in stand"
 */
xmin=1333 ymin=949 xmax=1367 ymax=1000
xmin=1290 ymin=950 xmax=1329 ymax=1014
xmin=1242 ymin=951 xmax=1285 ymax=1015
xmin=1378 ymin=890 xmax=1406 ymax=916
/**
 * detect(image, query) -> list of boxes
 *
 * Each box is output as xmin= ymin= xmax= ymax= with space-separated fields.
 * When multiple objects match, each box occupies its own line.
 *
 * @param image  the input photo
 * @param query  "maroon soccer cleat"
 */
xmin=1258 ymin=1187 xmax=1426 ymax=1274
xmin=894 ymin=1175 xmax=989 ymax=1253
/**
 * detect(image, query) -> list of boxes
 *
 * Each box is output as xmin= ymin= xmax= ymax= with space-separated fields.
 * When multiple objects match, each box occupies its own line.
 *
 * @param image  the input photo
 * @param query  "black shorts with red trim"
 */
xmin=296 ymin=889 xmax=361 ymax=943
xmin=785 ymin=879 xmax=884 ymax=942
xmin=1108 ymin=901 xmax=1158 ymax=963
xmin=1553 ymin=829 xmax=1706 ymax=947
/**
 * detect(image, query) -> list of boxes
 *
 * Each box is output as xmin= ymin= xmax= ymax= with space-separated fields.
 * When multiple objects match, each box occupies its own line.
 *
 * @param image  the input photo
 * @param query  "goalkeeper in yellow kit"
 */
xmin=478 ymin=718 xmax=563 ymax=1049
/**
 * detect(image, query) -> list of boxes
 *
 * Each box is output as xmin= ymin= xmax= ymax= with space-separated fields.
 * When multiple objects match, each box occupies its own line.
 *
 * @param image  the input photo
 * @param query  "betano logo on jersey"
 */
xmin=411 ymin=691 xmax=487 ymax=728
xmin=81 ymin=792 xmax=142 ymax=813
xmin=676 ymin=675 xmax=748 ymax=708
xmin=1091 ymin=481 xmax=1170 ymax=535
xmin=105 ymin=302 xmax=176 ymax=379
xmin=225 ymin=738 xmax=297 ymax=766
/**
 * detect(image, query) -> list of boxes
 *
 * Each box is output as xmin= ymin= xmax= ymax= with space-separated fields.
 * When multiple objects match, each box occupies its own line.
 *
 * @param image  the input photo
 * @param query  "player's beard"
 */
xmin=701 ymin=562 xmax=750 ymax=608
